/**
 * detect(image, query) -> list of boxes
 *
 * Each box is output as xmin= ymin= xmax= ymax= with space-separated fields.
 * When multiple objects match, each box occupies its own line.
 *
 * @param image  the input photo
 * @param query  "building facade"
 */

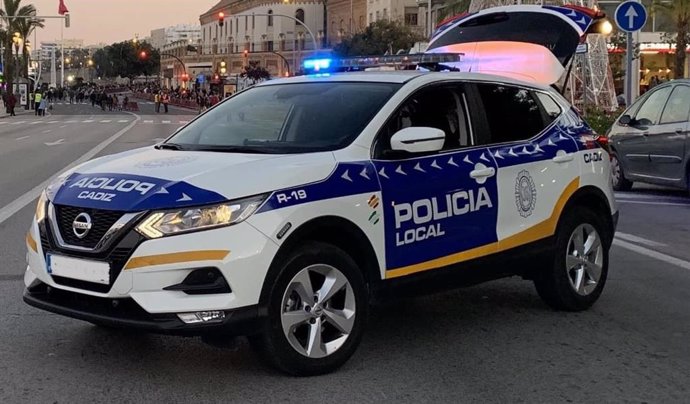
xmin=327 ymin=0 xmax=367 ymax=43
xmin=150 ymin=24 xmax=202 ymax=50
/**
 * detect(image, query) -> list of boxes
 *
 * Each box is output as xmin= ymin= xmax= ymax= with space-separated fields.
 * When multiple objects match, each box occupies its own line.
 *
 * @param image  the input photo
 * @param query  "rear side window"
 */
xmin=474 ymin=83 xmax=550 ymax=144
xmin=634 ymin=86 xmax=672 ymax=125
xmin=660 ymin=86 xmax=690 ymax=124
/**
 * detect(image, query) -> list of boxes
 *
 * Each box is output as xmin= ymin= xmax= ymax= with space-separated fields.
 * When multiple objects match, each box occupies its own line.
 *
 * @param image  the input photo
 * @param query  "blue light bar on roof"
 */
xmin=302 ymin=53 xmax=464 ymax=74
xmin=303 ymin=58 xmax=332 ymax=72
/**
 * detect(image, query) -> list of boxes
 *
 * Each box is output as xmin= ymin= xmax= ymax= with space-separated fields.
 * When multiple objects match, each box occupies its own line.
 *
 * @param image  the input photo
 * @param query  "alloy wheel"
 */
xmin=565 ymin=223 xmax=604 ymax=296
xmin=280 ymin=264 xmax=356 ymax=358
xmin=611 ymin=156 xmax=622 ymax=187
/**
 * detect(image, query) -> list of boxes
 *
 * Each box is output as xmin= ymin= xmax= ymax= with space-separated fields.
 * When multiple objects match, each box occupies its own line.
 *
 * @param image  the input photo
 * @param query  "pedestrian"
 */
xmin=7 ymin=93 xmax=17 ymax=116
xmin=162 ymin=92 xmax=169 ymax=113
xmin=154 ymin=92 xmax=161 ymax=113
xmin=38 ymin=97 xmax=47 ymax=116
xmin=123 ymin=95 xmax=129 ymax=111
xmin=34 ymin=92 xmax=42 ymax=116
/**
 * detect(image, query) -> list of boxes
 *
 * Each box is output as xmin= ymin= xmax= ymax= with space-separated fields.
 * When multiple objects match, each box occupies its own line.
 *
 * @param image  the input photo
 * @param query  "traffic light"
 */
xmin=219 ymin=60 xmax=227 ymax=75
xmin=243 ymin=49 xmax=248 ymax=58
xmin=139 ymin=51 xmax=147 ymax=59
xmin=218 ymin=12 xmax=225 ymax=27
xmin=65 ymin=13 xmax=70 ymax=28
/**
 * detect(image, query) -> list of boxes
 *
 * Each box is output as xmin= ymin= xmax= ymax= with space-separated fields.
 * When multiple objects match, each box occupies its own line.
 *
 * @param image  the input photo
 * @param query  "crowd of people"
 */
xmin=130 ymin=83 xmax=225 ymax=113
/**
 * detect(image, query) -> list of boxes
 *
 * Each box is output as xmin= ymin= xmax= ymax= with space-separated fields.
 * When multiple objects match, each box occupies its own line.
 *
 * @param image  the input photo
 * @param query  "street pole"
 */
xmin=427 ymin=0 xmax=432 ymax=38
xmin=60 ymin=24 xmax=64 ymax=88
xmin=625 ymin=31 xmax=633 ymax=107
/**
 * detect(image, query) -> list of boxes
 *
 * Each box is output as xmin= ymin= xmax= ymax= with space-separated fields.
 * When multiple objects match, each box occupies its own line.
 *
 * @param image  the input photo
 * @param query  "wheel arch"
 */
xmin=258 ymin=215 xmax=381 ymax=309
xmin=561 ymin=185 xmax=615 ymax=246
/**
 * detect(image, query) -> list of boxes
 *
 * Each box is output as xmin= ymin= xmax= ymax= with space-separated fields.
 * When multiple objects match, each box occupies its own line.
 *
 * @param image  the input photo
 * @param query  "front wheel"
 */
xmin=251 ymin=242 xmax=367 ymax=376
xmin=534 ymin=207 xmax=609 ymax=311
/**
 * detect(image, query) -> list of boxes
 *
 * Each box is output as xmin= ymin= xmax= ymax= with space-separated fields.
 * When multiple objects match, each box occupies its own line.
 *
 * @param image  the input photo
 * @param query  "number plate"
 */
xmin=47 ymin=254 xmax=110 ymax=285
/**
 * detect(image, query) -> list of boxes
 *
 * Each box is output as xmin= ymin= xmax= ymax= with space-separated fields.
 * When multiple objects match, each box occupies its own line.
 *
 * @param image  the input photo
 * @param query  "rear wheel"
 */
xmin=534 ymin=207 xmax=609 ymax=311
xmin=251 ymin=242 xmax=367 ymax=376
xmin=611 ymin=153 xmax=633 ymax=191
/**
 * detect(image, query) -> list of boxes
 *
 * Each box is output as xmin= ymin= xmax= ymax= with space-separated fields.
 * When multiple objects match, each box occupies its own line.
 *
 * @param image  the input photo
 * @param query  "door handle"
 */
xmin=469 ymin=167 xmax=496 ymax=179
xmin=552 ymin=153 xmax=574 ymax=163
xmin=675 ymin=128 xmax=684 ymax=134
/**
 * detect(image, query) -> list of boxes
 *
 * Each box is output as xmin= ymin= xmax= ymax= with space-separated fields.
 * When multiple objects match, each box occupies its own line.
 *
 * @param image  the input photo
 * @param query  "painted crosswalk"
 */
xmin=0 ymin=119 xmax=192 ymax=125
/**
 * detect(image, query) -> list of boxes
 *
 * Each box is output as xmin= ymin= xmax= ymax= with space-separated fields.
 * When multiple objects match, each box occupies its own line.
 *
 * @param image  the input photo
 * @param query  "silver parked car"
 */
xmin=608 ymin=80 xmax=690 ymax=194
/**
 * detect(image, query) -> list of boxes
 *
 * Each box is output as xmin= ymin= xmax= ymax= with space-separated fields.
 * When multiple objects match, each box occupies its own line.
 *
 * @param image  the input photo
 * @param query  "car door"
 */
xmin=372 ymin=83 xmax=499 ymax=279
xmin=466 ymin=81 xmax=580 ymax=251
xmin=647 ymin=84 xmax=690 ymax=183
xmin=614 ymin=86 xmax=673 ymax=179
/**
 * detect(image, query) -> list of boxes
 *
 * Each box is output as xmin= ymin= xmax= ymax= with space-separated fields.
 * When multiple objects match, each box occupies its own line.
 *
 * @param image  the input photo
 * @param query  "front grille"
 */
xmin=54 ymin=205 xmax=123 ymax=248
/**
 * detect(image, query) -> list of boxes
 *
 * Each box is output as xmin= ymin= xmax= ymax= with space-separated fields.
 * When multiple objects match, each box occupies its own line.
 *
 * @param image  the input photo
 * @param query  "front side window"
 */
xmin=375 ymin=85 xmax=472 ymax=157
xmin=166 ymin=82 xmax=401 ymax=154
xmin=634 ymin=86 xmax=672 ymax=125
xmin=660 ymin=86 xmax=690 ymax=124
xmin=474 ymin=83 xmax=546 ymax=145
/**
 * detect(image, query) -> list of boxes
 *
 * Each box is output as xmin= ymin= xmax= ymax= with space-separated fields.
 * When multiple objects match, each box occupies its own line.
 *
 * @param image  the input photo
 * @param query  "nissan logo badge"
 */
xmin=72 ymin=212 xmax=92 ymax=239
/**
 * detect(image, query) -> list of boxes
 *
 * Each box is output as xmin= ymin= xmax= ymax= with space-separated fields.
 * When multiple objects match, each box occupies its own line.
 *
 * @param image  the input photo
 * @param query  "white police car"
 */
xmin=24 ymin=5 xmax=616 ymax=375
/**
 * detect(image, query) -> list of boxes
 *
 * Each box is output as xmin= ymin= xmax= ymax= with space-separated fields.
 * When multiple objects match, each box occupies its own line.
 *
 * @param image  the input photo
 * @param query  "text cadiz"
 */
xmin=393 ymin=187 xmax=492 ymax=246
xmin=69 ymin=177 xmax=156 ymax=201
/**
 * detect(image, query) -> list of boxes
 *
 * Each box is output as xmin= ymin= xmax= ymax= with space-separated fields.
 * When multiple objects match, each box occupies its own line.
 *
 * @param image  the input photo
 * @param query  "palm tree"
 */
xmin=0 ymin=0 xmax=40 ymax=94
xmin=657 ymin=0 xmax=690 ymax=78
xmin=16 ymin=16 xmax=44 ymax=80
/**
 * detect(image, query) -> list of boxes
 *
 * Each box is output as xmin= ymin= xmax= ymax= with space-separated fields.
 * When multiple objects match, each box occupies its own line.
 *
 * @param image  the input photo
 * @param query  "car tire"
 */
xmin=534 ymin=207 xmax=609 ymax=311
xmin=611 ymin=153 xmax=633 ymax=191
xmin=250 ymin=241 xmax=367 ymax=376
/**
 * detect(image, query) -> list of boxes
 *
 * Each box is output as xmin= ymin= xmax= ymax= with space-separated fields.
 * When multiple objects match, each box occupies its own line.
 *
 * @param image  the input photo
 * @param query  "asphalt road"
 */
xmin=0 ymin=102 xmax=689 ymax=402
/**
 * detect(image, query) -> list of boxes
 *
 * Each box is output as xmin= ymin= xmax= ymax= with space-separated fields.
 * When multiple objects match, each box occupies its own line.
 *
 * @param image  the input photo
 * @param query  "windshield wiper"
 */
xmin=155 ymin=143 xmax=184 ymax=150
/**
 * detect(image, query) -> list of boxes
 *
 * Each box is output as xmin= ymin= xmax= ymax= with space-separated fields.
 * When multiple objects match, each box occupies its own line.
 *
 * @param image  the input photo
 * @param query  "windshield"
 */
xmin=166 ymin=81 xmax=401 ymax=153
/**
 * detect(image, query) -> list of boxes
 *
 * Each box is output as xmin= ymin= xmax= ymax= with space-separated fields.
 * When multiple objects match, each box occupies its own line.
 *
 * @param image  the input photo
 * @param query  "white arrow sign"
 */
xmin=44 ymin=139 xmax=65 ymax=146
xmin=624 ymin=5 xmax=638 ymax=29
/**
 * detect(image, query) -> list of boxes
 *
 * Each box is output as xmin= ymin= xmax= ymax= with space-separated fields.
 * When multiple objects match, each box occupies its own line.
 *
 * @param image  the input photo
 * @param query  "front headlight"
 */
xmin=135 ymin=194 xmax=267 ymax=239
xmin=35 ymin=191 xmax=48 ymax=223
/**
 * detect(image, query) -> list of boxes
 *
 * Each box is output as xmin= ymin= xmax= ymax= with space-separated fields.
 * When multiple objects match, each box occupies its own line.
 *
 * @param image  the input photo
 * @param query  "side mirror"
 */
xmin=619 ymin=114 xmax=632 ymax=125
xmin=390 ymin=127 xmax=445 ymax=154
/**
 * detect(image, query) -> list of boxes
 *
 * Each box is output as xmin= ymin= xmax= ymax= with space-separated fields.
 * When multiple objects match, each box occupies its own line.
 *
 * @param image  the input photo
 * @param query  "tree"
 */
xmin=90 ymin=40 xmax=160 ymax=82
xmin=0 ymin=0 xmax=40 ymax=94
xmin=15 ymin=15 xmax=44 ymax=80
xmin=657 ymin=0 xmax=690 ymax=78
xmin=334 ymin=20 xmax=425 ymax=56
xmin=240 ymin=61 xmax=271 ymax=82
xmin=436 ymin=0 xmax=472 ymax=23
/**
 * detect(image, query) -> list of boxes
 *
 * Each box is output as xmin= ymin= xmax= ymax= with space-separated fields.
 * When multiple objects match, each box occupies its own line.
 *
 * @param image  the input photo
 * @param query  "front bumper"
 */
xmin=23 ymin=281 xmax=262 ymax=336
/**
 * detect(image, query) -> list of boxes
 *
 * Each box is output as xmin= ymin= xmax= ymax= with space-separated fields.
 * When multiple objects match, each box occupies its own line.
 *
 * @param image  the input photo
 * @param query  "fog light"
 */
xmin=177 ymin=311 xmax=226 ymax=324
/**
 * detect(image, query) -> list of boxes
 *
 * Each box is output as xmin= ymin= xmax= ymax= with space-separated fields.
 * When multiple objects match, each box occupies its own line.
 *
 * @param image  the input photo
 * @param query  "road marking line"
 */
xmin=616 ymin=232 xmax=666 ymax=248
xmin=100 ymin=120 xmax=112 ymax=123
xmin=613 ymin=238 xmax=690 ymax=271
xmin=0 ymin=122 xmax=7 ymax=125
xmin=29 ymin=121 xmax=41 ymax=125
xmin=15 ymin=136 xmax=29 ymax=140
xmin=0 ymin=112 xmax=141 ymax=226
xmin=179 ymin=120 xmax=189 ymax=124
xmin=42 ymin=129 xmax=52 ymax=133
xmin=48 ymin=120 xmax=59 ymax=123
xmin=143 ymin=120 xmax=154 ymax=123
xmin=82 ymin=120 xmax=94 ymax=123
xmin=162 ymin=120 xmax=171 ymax=124
xmin=616 ymin=200 xmax=688 ymax=207
xmin=60 ymin=125 xmax=67 ymax=128
xmin=117 ymin=120 xmax=129 ymax=123
xmin=44 ymin=139 xmax=64 ymax=146
xmin=11 ymin=121 xmax=26 ymax=125
xmin=65 ymin=120 xmax=77 ymax=123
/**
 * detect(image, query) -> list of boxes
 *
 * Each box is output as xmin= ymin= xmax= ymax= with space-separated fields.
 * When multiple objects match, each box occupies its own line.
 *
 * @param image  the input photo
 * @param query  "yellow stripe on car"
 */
xmin=124 ymin=250 xmax=230 ymax=270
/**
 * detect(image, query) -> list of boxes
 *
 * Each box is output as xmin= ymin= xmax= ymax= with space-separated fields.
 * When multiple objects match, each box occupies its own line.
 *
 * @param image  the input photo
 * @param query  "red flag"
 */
xmin=58 ymin=0 xmax=69 ymax=15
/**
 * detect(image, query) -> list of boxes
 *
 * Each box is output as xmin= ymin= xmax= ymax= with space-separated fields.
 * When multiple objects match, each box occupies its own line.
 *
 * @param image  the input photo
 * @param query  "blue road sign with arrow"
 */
xmin=615 ymin=1 xmax=647 ymax=32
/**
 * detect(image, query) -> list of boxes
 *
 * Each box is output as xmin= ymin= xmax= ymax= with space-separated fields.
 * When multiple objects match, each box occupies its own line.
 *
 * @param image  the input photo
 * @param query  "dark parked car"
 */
xmin=608 ymin=80 xmax=690 ymax=194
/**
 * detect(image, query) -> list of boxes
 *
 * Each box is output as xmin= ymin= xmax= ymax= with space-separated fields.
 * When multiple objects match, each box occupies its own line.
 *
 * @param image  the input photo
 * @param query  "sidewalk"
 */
xmin=0 ymin=107 xmax=38 ymax=119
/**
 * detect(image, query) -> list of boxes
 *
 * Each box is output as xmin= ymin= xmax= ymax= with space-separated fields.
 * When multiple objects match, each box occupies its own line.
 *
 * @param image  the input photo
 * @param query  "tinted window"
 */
xmin=167 ymin=82 xmax=400 ymax=153
xmin=660 ymin=86 xmax=690 ymax=124
xmin=376 ymin=85 xmax=472 ymax=156
xmin=635 ymin=86 xmax=672 ymax=125
xmin=475 ymin=84 xmax=546 ymax=144
xmin=535 ymin=92 xmax=562 ymax=125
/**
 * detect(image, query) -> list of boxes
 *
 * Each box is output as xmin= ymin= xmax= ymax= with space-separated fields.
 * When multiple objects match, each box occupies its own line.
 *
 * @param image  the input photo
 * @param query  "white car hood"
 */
xmin=48 ymin=147 xmax=337 ymax=211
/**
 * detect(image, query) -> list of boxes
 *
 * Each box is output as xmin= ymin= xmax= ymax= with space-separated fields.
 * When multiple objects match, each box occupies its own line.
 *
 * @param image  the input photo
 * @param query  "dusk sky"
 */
xmin=26 ymin=0 xmax=218 ymax=46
